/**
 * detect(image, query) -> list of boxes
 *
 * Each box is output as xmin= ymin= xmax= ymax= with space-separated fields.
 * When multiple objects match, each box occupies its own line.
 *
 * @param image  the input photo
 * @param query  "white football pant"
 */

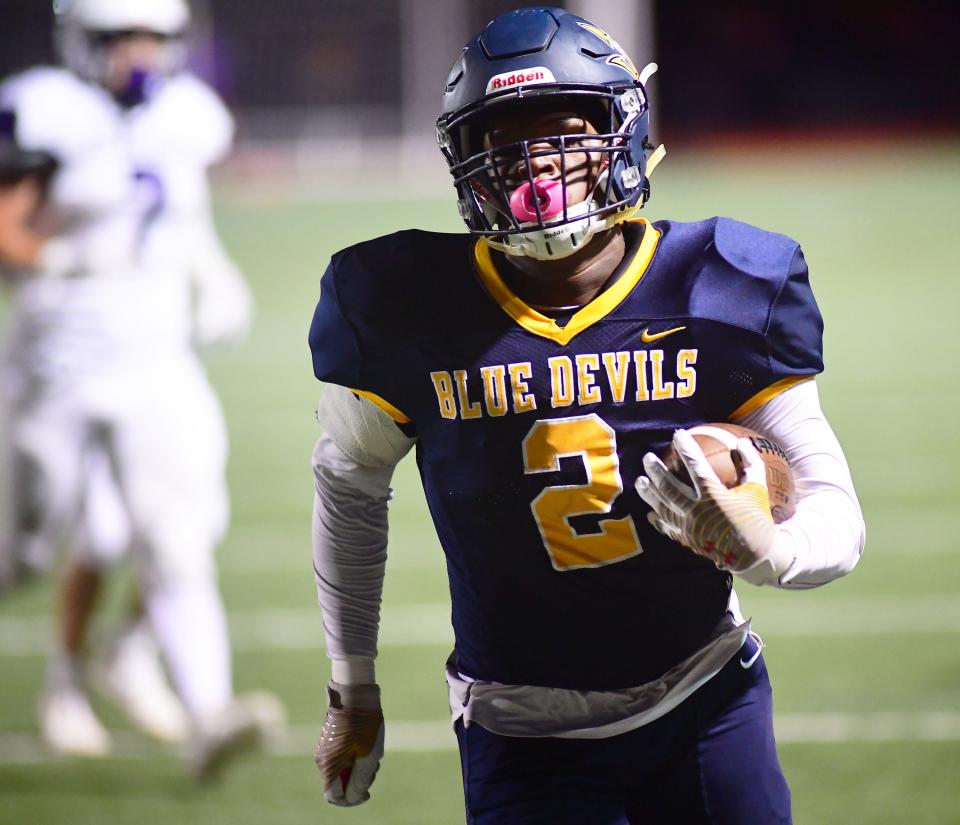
xmin=1 ymin=354 xmax=234 ymax=717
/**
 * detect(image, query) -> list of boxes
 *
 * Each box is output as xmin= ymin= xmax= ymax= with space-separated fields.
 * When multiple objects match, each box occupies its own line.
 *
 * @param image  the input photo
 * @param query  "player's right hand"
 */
xmin=314 ymin=682 xmax=384 ymax=807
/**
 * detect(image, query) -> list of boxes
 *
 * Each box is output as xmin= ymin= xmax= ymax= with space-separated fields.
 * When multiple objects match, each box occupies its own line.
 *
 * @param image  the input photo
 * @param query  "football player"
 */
xmin=0 ymin=0 xmax=282 ymax=774
xmin=308 ymin=7 xmax=865 ymax=822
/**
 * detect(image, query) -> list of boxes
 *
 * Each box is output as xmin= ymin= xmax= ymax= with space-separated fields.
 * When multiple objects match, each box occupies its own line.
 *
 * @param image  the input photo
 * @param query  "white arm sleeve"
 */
xmin=169 ymin=163 xmax=252 ymax=349
xmin=736 ymin=379 xmax=866 ymax=588
xmin=188 ymin=211 xmax=254 ymax=350
xmin=312 ymin=386 xmax=416 ymax=684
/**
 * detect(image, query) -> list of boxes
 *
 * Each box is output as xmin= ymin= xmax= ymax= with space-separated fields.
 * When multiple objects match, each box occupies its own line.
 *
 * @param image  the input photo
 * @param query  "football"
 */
xmin=662 ymin=423 xmax=796 ymax=523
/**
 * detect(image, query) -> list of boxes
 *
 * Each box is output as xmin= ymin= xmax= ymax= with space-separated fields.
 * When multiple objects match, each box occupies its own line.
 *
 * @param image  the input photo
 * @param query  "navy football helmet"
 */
xmin=437 ymin=7 xmax=663 ymax=260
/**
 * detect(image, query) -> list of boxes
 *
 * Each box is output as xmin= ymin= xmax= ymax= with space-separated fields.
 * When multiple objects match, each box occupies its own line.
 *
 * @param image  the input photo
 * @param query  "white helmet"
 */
xmin=54 ymin=0 xmax=190 ymax=90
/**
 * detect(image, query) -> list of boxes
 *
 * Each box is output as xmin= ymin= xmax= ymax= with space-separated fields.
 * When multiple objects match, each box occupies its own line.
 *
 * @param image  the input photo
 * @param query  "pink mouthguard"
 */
xmin=509 ymin=179 xmax=564 ymax=222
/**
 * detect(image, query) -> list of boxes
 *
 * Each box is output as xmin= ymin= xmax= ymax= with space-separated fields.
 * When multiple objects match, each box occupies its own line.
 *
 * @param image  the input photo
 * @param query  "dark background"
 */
xmin=2 ymin=0 xmax=958 ymax=138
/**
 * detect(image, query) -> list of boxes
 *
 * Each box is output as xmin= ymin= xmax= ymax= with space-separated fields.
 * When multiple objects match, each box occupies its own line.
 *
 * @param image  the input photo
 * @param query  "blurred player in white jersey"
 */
xmin=0 ymin=0 xmax=282 ymax=775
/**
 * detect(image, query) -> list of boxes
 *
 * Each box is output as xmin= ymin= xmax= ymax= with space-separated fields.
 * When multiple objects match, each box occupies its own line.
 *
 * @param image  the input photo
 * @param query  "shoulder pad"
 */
xmin=704 ymin=217 xmax=822 ymax=376
xmin=310 ymin=251 xmax=363 ymax=387
xmin=326 ymin=231 xmax=430 ymax=318
xmin=0 ymin=67 xmax=118 ymax=162
xmin=712 ymin=217 xmax=800 ymax=280
xmin=310 ymin=230 xmax=468 ymax=386
xmin=139 ymin=74 xmax=234 ymax=166
xmin=686 ymin=216 xmax=803 ymax=336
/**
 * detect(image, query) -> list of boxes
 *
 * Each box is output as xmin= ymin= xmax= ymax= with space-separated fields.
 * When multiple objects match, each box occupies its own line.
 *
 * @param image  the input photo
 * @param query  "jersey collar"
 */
xmin=472 ymin=218 xmax=660 ymax=346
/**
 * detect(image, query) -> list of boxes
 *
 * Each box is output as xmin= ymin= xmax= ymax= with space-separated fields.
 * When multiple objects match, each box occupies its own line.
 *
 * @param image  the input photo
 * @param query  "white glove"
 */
xmin=635 ymin=430 xmax=793 ymax=586
xmin=193 ymin=268 xmax=253 ymax=349
xmin=314 ymin=682 xmax=384 ymax=807
xmin=186 ymin=214 xmax=254 ymax=349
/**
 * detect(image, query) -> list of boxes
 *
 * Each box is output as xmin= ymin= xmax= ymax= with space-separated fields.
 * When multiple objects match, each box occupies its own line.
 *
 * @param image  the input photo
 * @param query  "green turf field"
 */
xmin=1 ymin=142 xmax=959 ymax=824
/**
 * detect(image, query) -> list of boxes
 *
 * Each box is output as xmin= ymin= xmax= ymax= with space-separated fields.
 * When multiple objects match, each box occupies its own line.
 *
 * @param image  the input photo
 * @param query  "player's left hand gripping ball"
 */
xmin=315 ymin=682 xmax=385 ymax=807
xmin=636 ymin=430 xmax=791 ymax=583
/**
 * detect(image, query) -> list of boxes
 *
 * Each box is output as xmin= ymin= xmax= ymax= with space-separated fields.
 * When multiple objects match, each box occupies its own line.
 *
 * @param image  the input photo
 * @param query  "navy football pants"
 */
xmin=455 ymin=640 xmax=792 ymax=824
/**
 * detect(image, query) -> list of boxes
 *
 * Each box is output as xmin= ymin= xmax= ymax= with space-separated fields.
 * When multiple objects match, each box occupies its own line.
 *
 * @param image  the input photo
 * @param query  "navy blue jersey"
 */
xmin=309 ymin=217 xmax=823 ymax=690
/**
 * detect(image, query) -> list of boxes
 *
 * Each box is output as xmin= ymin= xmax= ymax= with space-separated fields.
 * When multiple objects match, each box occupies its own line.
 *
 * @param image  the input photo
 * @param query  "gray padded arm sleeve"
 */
xmin=316 ymin=384 xmax=416 ymax=469
xmin=312 ymin=386 xmax=415 ymax=662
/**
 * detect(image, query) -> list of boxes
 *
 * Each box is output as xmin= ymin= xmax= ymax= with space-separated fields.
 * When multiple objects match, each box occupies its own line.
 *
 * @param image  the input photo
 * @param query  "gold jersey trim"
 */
xmin=729 ymin=374 xmax=815 ymax=420
xmin=473 ymin=218 xmax=661 ymax=346
xmin=350 ymin=388 xmax=413 ymax=425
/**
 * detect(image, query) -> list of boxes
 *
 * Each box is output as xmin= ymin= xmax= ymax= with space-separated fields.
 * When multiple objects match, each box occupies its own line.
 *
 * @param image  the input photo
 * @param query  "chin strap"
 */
xmin=633 ymin=143 xmax=667 ymax=209
xmin=646 ymin=144 xmax=667 ymax=177
xmin=639 ymin=62 xmax=659 ymax=86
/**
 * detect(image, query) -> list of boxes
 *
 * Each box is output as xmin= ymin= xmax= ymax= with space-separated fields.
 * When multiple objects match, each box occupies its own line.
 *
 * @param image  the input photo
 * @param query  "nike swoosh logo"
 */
xmin=640 ymin=325 xmax=687 ymax=343
xmin=740 ymin=646 xmax=762 ymax=669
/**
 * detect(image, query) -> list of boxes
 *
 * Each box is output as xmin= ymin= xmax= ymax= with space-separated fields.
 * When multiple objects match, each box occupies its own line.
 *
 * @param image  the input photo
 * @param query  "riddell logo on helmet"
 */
xmin=485 ymin=67 xmax=556 ymax=94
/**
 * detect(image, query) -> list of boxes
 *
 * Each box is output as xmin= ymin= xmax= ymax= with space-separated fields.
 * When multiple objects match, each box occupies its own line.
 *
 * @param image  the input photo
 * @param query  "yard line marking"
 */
xmin=774 ymin=712 xmax=960 ymax=744
xmin=219 ymin=504 xmax=960 ymax=573
xmin=745 ymin=594 xmax=960 ymax=636
xmin=4 ymin=595 xmax=960 ymax=657
xmin=213 ymin=521 xmax=444 ymax=573
xmin=2 ymin=713 xmax=960 ymax=764
xmin=0 ymin=604 xmax=454 ymax=657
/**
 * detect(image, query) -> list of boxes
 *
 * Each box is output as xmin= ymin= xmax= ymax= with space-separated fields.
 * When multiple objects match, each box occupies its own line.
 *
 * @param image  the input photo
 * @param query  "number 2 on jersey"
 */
xmin=133 ymin=169 xmax=165 ymax=252
xmin=522 ymin=414 xmax=642 ymax=571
